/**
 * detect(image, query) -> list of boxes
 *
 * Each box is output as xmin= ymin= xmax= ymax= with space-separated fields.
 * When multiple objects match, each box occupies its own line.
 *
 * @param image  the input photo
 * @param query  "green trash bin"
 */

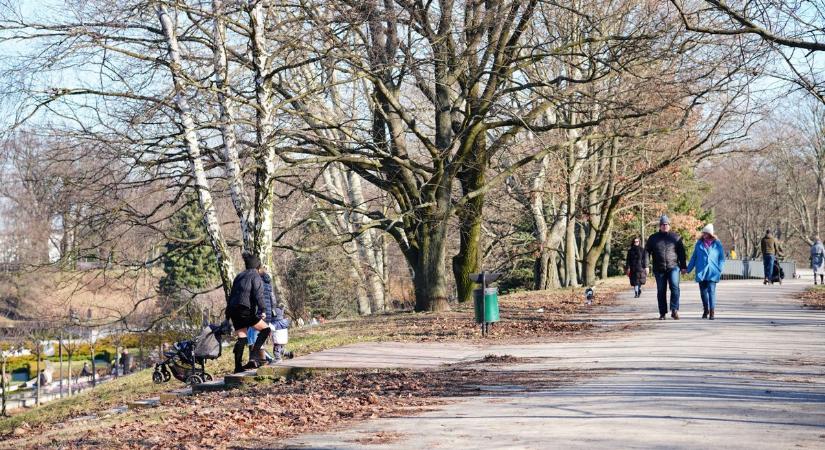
xmin=473 ymin=287 xmax=500 ymax=324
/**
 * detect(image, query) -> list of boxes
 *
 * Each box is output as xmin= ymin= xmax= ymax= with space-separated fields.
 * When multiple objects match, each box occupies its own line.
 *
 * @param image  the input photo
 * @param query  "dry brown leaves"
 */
xmin=800 ymin=288 xmax=825 ymax=310
xmin=323 ymin=286 xmax=620 ymax=344
xmin=43 ymin=363 xmax=581 ymax=450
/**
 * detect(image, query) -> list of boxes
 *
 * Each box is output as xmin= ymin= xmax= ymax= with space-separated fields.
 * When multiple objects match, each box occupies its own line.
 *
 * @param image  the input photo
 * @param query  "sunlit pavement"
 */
xmin=285 ymin=278 xmax=825 ymax=449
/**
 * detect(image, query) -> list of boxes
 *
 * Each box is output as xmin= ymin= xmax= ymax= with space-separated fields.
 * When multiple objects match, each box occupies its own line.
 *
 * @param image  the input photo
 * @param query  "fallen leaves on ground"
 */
xmin=22 ymin=362 xmax=583 ymax=450
xmin=308 ymin=285 xmax=623 ymax=345
xmin=800 ymin=287 xmax=825 ymax=310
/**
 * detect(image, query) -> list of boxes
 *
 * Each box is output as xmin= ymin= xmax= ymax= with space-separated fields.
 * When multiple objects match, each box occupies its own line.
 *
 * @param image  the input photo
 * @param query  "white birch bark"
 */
xmin=345 ymin=170 xmax=386 ymax=311
xmin=212 ymin=0 xmax=254 ymax=252
xmin=157 ymin=4 xmax=235 ymax=298
xmin=249 ymin=0 xmax=277 ymax=269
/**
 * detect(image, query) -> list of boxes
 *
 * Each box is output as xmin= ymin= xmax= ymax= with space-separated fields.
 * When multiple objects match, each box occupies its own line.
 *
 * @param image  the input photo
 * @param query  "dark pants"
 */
xmin=763 ymin=254 xmax=776 ymax=280
xmin=654 ymin=268 xmax=680 ymax=315
xmin=633 ymin=285 xmax=642 ymax=296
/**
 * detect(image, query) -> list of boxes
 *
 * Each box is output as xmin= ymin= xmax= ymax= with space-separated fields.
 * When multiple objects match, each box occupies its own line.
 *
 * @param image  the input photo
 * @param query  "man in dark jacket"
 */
xmin=645 ymin=215 xmax=687 ymax=320
xmin=226 ymin=253 xmax=271 ymax=373
xmin=760 ymin=229 xmax=782 ymax=285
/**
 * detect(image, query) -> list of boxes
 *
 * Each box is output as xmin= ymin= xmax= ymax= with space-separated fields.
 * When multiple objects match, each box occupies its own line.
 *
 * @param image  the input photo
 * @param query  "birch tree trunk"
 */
xmin=157 ymin=4 xmax=235 ymax=298
xmin=249 ymin=0 xmax=277 ymax=269
xmin=212 ymin=0 xmax=254 ymax=252
xmin=345 ymin=171 xmax=386 ymax=312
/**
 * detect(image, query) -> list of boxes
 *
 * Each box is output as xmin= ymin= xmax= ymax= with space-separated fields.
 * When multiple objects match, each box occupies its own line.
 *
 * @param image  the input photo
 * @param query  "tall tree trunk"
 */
xmin=453 ymin=136 xmax=487 ymax=303
xmin=345 ymin=171 xmax=386 ymax=312
xmin=601 ymin=235 xmax=611 ymax=279
xmin=530 ymin=155 xmax=550 ymax=290
xmin=249 ymin=0 xmax=277 ymax=269
xmin=212 ymin=0 xmax=253 ymax=252
xmin=157 ymin=4 xmax=235 ymax=298
xmin=410 ymin=219 xmax=451 ymax=312
xmin=564 ymin=214 xmax=578 ymax=287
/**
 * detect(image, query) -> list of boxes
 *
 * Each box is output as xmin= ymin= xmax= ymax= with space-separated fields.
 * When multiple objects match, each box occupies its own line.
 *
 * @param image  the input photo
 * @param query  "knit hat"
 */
xmin=659 ymin=215 xmax=670 ymax=225
xmin=701 ymin=224 xmax=715 ymax=237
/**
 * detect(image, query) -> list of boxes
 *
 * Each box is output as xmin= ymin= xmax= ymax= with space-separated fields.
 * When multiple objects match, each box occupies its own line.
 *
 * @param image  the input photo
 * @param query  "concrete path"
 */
xmin=285 ymin=279 xmax=825 ymax=449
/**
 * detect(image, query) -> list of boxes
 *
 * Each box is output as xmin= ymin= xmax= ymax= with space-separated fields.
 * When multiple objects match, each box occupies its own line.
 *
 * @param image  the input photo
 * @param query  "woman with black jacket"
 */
xmin=626 ymin=237 xmax=648 ymax=298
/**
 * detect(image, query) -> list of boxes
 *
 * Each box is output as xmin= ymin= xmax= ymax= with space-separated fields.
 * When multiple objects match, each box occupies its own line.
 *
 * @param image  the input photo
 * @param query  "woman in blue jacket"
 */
xmin=686 ymin=224 xmax=726 ymax=320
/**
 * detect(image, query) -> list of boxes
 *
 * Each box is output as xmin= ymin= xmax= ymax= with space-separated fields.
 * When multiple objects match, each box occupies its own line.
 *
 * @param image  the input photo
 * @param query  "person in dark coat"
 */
xmin=625 ymin=237 xmax=648 ymax=298
xmin=226 ymin=253 xmax=271 ymax=373
xmin=645 ymin=215 xmax=687 ymax=320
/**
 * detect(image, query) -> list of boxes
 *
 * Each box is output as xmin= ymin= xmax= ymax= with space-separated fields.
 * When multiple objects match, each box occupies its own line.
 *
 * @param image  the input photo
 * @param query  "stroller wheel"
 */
xmin=152 ymin=370 xmax=164 ymax=384
xmin=162 ymin=369 xmax=171 ymax=382
xmin=186 ymin=374 xmax=204 ymax=385
xmin=202 ymin=373 xmax=214 ymax=382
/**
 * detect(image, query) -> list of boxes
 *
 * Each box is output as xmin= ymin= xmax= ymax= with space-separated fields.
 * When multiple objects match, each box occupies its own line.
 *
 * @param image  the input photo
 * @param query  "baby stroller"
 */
xmin=770 ymin=259 xmax=785 ymax=285
xmin=153 ymin=321 xmax=231 ymax=385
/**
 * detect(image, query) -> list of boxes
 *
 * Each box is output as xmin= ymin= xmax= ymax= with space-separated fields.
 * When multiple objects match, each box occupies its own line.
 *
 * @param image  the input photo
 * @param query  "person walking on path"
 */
xmin=686 ymin=224 xmax=726 ymax=320
xmin=811 ymin=238 xmax=825 ymax=285
xmin=729 ymin=246 xmax=737 ymax=260
xmin=645 ymin=215 xmax=687 ymax=320
xmin=760 ymin=230 xmax=783 ymax=285
xmin=625 ymin=237 xmax=648 ymax=298
xmin=226 ymin=253 xmax=271 ymax=373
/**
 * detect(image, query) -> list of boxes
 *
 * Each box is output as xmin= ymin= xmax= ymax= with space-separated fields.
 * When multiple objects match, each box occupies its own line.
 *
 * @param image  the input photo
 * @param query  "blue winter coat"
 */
xmin=261 ymin=273 xmax=276 ymax=323
xmin=687 ymin=239 xmax=726 ymax=282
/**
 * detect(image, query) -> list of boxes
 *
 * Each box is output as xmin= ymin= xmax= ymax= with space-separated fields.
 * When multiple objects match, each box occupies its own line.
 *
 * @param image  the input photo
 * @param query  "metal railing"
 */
xmin=720 ymin=258 xmax=796 ymax=280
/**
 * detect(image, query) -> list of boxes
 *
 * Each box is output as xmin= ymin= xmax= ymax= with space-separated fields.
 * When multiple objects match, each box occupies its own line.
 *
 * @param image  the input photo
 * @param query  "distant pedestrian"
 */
xmin=687 ymin=224 xmax=725 ymax=320
xmin=645 ymin=215 xmax=687 ymax=320
xmin=80 ymin=362 xmax=91 ymax=380
xmin=729 ymin=246 xmax=737 ymax=260
xmin=811 ymin=238 xmax=825 ymax=285
xmin=625 ymin=237 xmax=648 ymax=298
xmin=760 ymin=230 xmax=783 ymax=285
xmin=121 ymin=348 xmax=133 ymax=374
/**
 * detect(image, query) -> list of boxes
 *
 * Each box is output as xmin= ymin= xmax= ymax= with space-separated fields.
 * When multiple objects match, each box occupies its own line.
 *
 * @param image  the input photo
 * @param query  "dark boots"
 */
xmin=709 ymin=309 xmax=715 ymax=320
xmin=232 ymin=338 xmax=246 ymax=373
xmin=243 ymin=328 xmax=271 ymax=369
xmin=702 ymin=308 xmax=708 ymax=319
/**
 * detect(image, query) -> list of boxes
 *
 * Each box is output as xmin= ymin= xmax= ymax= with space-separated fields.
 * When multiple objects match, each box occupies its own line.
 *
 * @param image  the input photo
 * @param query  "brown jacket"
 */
xmin=760 ymin=236 xmax=782 ymax=257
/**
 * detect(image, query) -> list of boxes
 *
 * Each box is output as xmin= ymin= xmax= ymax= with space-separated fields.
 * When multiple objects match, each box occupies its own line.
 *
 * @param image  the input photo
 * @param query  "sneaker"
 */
xmin=671 ymin=310 xmax=680 ymax=320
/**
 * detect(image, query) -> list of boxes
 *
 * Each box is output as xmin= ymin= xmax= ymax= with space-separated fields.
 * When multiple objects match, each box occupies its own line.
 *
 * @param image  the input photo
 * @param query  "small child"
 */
xmin=271 ymin=303 xmax=290 ymax=362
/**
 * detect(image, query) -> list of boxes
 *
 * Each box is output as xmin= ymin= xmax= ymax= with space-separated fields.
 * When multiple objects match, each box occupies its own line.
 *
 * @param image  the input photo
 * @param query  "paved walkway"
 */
xmin=284 ymin=278 xmax=825 ymax=449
